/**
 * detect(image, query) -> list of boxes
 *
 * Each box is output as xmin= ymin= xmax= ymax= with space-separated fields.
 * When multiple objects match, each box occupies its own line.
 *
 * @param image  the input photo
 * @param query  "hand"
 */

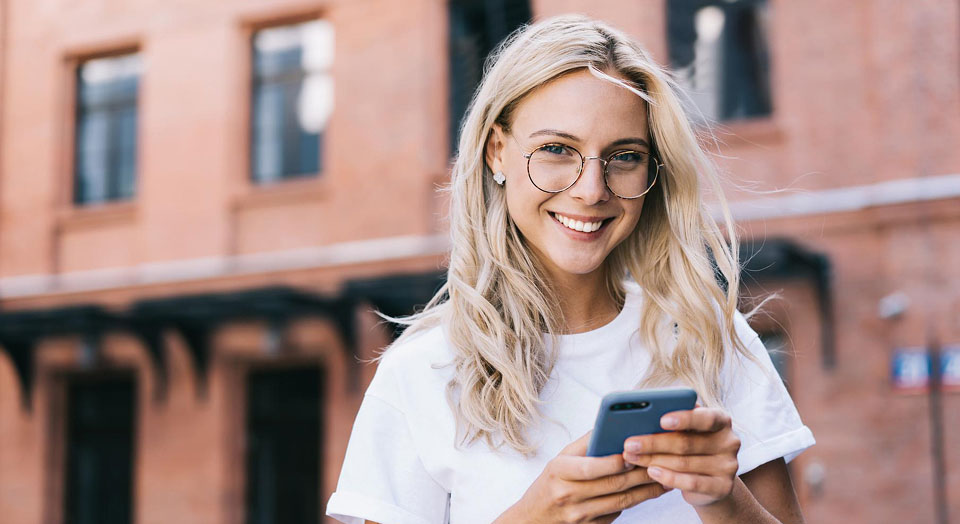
xmin=622 ymin=407 xmax=741 ymax=507
xmin=497 ymin=431 xmax=671 ymax=524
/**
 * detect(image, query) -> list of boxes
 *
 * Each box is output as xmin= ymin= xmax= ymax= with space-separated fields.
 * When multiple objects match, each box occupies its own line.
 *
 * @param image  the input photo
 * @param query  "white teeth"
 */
xmin=553 ymin=213 xmax=604 ymax=233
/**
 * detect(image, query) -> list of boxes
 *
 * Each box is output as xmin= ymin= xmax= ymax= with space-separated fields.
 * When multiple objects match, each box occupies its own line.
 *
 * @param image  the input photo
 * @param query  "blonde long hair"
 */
xmin=388 ymin=15 xmax=754 ymax=455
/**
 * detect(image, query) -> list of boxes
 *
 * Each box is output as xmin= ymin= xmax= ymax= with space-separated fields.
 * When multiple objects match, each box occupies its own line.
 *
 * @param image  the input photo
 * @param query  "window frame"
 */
xmin=221 ymin=355 xmax=330 ymax=524
xmin=68 ymin=49 xmax=143 ymax=207
xmin=667 ymin=0 xmax=774 ymax=123
xmin=243 ymin=364 xmax=325 ymax=524
xmin=247 ymin=16 xmax=332 ymax=185
xmin=44 ymin=366 xmax=141 ymax=524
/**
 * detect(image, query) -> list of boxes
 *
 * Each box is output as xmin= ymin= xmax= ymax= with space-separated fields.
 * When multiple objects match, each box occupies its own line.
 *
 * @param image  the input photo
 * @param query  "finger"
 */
xmin=575 ymin=465 xmax=657 ymax=499
xmin=561 ymin=431 xmax=593 ymax=456
xmin=623 ymin=431 xmax=719 ymax=456
xmin=580 ymin=481 xmax=670 ymax=517
xmin=623 ymin=453 xmax=738 ymax=477
xmin=660 ymin=407 xmax=731 ymax=433
xmin=553 ymin=453 xmax=633 ymax=481
xmin=646 ymin=466 xmax=728 ymax=497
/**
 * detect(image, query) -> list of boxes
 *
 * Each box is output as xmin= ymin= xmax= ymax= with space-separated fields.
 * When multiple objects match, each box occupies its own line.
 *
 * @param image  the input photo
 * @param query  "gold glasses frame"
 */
xmin=509 ymin=134 xmax=663 ymax=200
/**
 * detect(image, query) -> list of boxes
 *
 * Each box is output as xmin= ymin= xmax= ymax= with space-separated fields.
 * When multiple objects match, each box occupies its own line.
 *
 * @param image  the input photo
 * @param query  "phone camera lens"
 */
xmin=611 ymin=401 xmax=651 ymax=411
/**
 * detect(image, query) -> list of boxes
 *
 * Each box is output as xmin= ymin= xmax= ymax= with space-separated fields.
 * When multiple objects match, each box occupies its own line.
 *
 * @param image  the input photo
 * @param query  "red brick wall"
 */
xmin=0 ymin=0 xmax=958 ymax=522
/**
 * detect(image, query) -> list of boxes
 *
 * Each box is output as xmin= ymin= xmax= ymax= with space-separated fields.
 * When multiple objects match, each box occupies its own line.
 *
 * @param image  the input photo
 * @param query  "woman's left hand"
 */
xmin=621 ymin=407 xmax=741 ymax=507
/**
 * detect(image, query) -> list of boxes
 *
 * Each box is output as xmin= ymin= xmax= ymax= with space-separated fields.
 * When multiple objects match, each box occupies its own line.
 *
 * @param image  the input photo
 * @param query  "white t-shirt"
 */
xmin=327 ymin=282 xmax=815 ymax=523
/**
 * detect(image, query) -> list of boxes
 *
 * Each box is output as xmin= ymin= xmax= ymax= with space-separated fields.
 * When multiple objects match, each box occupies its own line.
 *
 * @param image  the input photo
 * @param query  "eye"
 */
xmin=540 ymin=144 xmax=574 ymax=156
xmin=609 ymin=151 xmax=646 ymax=164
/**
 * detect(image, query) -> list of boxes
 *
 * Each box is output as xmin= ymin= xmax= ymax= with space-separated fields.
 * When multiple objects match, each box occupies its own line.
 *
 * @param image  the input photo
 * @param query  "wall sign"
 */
xmin=942 ymin=346 xmax=960 ymax=391
xmin=891 ymin=346 xmax=960 ymax=393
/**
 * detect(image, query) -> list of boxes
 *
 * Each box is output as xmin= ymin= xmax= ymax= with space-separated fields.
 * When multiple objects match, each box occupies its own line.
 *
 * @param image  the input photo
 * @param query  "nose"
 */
xmin=566 ymin=156 xmax=610 ymax=205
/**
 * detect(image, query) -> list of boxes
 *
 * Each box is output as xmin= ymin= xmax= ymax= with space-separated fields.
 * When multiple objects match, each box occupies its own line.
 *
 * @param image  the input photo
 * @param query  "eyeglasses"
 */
xmin=510 ymin=134 xmax=662 ymax=199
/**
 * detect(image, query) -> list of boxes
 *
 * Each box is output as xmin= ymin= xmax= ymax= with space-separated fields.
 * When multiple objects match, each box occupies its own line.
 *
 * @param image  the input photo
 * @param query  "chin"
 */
xmin=550 ymin=256 xmax=606 ymax=276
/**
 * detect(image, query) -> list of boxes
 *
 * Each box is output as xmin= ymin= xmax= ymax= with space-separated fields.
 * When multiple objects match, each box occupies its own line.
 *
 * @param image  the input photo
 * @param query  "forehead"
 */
xmin=510 ymin=69 xmax=649 ymax=141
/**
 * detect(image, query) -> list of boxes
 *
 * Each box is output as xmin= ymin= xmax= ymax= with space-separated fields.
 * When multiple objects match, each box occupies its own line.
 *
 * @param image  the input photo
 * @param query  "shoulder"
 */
xmin=378 ymin=324 xmax=455 ymax=373
xmin=720 ymin=310 xmax=781 ymax=403
xmin=732 ymin=310 xmax=762 ymax=345
xmin=726 ymin=310 xmax=768 ymax=370
xmin=365 ymin=325 xmax=457 ymax=405
xmin=362 ymin=325 xmax=462 ymax=467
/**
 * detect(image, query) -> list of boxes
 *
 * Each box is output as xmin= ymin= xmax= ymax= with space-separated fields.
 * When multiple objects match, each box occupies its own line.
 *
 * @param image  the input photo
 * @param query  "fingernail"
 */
xmin=661 ymin=416 xmax=678 ymax=429
xmin=648 ymin=466 xmax=663 ymax=478
xmin=624 ymin=441 xmax=642 ymax=452
xmin=624 ymin=462 xmax=636 ymax=471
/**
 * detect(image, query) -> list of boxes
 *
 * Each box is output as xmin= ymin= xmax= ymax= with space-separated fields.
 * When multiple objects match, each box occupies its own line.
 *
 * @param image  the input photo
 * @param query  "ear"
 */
xmin=484 ymin=125 xmax=506 ymax=175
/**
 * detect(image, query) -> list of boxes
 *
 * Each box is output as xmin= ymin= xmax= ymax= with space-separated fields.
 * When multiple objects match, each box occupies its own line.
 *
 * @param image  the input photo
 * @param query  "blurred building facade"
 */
xmin=0 ymin=0 xmax=957 ymax=523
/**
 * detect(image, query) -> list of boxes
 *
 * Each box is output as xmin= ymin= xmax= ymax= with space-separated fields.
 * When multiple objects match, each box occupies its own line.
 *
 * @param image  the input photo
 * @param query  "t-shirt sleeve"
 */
xmin=723 ymin=312 xmax=816 ymax=476
xmin=326 ymin=358 xmax=449 ymax=524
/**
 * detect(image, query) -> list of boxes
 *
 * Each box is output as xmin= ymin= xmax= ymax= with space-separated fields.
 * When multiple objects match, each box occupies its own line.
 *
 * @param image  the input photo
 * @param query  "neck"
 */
xmin=546 ymin=267 xmax=622 ymax=334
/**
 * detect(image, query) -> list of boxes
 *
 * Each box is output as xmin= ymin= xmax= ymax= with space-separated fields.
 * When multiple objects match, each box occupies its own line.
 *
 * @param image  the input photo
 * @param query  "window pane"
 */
xmin=253 ymin=83 xmax=286 ymax=183
xmin=115 ymin=107 xmax=137 ymax=199
xmin=251 ymin=20 xmax=333 ymax=184
xmin=76 ymin=112 xmax=109 ymax=203
xmin=74 ymin=53 xmax=140 ymax=205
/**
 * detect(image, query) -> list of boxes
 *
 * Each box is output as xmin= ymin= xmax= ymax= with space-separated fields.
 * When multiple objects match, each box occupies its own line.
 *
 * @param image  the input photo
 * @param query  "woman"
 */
xmin=327 ymin=14 xmax=814 ymax=524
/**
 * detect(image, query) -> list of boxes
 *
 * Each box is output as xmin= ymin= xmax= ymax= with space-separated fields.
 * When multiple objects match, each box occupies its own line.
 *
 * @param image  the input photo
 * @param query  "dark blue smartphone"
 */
xmin=586 ymin=387 xmax=698 ymax=457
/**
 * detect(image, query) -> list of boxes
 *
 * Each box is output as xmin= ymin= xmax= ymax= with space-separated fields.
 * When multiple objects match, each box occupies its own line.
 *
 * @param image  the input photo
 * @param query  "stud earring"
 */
xmin=493 ymin=171 xmax=506 ymax=185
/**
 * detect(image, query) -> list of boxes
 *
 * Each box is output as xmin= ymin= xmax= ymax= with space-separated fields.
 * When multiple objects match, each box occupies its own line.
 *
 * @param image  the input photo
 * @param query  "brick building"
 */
xmin=0 ymin=0 xmax=957 ymax=523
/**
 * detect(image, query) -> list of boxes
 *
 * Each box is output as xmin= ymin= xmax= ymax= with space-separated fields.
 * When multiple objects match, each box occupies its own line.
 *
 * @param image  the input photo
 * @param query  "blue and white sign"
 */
xmin=892 ymin=346 xmax=960 ymax=393
xmin=892 ymin=349 xmax=930 ymax=392
xmin=943 ymin=346 xmax=960 ymax=391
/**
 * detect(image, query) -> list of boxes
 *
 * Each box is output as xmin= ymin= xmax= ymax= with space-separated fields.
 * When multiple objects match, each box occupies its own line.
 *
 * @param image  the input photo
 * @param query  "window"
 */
xmin=251 ymin=20 xmax=333 ymax=184
xmin=63 ymin=375 xmax=136 ymax=524
xmin=245 ymin=366 xmax=323 ymax=523
xmin=667 ymin=0 xmax=772 ymax=122
xmin=448 ymin=0 xmax=531 ymax=153
xmin=74 ymin=53 xmax=141 ymax=205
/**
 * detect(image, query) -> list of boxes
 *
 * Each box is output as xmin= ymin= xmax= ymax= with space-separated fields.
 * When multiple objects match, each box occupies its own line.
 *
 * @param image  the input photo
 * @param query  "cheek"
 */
xmin=609 ymin=201 xmax=646 ymax=246
xmin=504 ymin=182 xmax=548 ymax=224
xmin=622 ymin=199 xmax=646 ymax=228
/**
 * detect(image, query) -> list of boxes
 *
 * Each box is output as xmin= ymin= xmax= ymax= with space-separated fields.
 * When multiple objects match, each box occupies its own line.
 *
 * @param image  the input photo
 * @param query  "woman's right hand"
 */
xmin=495 ymin=432 xmax=671 ymax=524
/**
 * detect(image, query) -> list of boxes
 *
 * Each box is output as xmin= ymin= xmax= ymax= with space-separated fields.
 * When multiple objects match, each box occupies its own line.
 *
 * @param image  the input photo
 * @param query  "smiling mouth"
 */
xmin=550 ymin=212 xmax=614 ymax=233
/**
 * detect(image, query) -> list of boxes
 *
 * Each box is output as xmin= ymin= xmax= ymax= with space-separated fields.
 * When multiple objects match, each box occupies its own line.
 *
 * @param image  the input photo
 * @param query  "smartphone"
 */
xmin=586 ymin=387 xmax=698 ymax=457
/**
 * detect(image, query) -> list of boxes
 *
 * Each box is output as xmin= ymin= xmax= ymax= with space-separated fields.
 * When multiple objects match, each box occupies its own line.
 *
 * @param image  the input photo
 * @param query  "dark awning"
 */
xmin=0 ymin=305 xmax=121 ymax=410
xmin=0 ymin=275 xmax=448 ymax=411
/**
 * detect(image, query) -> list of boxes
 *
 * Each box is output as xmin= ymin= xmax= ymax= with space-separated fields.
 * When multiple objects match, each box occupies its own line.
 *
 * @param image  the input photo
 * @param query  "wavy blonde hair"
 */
xmin=387 ymin=15 xmax=756 ymax=455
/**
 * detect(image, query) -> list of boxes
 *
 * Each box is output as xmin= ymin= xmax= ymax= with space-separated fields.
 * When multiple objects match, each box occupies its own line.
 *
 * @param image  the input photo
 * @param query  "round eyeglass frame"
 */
xmin=512 ymin=136 xmax=663 ymax=199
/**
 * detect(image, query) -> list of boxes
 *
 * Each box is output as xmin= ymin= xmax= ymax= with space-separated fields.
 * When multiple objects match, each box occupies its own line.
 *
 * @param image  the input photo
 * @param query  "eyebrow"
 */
xmin=528 ymin=129 xmax=650 ymax=149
